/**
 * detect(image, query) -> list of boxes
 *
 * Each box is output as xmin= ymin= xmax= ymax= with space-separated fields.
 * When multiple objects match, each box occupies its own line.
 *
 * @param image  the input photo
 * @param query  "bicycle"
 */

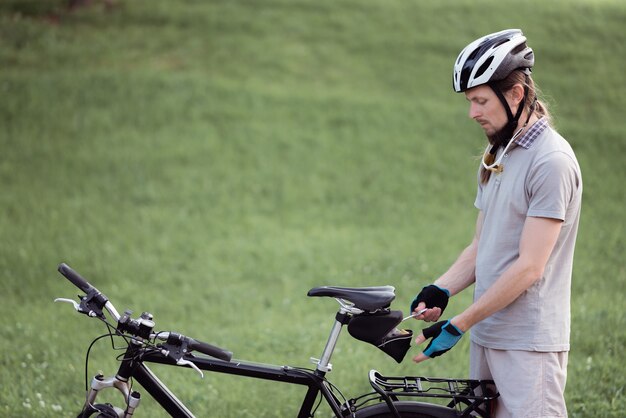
xmin=54 ymin=263 xmax=498 ymax=417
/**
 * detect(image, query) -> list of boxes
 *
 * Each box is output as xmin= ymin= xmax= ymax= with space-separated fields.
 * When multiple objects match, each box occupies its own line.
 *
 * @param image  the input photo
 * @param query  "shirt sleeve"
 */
xmin=526 ymin=151 xmax=581 ymax=221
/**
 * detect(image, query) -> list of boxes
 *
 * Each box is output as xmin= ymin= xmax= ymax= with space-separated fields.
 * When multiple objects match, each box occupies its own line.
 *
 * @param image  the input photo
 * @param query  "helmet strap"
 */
xmin=488 ymin=81 xmax=529 ymax=147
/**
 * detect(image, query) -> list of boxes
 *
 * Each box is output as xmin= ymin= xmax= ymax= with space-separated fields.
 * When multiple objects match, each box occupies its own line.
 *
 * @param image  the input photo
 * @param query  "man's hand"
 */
xmin=409 ymin=285 xmax=450 ymax=322
xmin=410 ymin=302 xmax=443 ymax=322
xmin=412 ymin=320 xmax=464 ymax=363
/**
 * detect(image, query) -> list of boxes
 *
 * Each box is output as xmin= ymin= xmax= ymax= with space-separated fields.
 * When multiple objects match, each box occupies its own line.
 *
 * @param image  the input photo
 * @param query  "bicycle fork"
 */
xmin=81 ymin=341 xmax=145 ymax=417
xmin=83 ymin=373 xmax=141 ymax=417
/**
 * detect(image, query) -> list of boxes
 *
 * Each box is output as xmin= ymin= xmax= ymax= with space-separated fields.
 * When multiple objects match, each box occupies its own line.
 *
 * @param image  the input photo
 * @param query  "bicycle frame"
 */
xmin=83 ymin=305 xmax=358 ymax=418
xmin=131 ymin=354 xmax=341 ymax=417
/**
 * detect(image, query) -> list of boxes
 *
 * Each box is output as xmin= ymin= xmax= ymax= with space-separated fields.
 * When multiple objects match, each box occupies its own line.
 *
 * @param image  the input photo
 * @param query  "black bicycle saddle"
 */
xmin=307 ymin=286 xmax=396 ymax=312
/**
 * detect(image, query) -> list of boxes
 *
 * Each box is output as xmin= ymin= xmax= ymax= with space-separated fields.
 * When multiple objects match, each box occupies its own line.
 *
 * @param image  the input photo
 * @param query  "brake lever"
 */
xmin=157 ymin=335 xmax=205 ymax=379
xmin=54 ymin=297 xmax=80 ymax=310
xmin=176 ymin=358 xmax=204 ymax=378
xmin=54 ymin=297 xmax=99 ymax=317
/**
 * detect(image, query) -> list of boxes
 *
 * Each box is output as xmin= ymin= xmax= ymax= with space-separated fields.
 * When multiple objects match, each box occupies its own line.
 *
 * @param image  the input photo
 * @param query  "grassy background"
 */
xmin=1 ymin=0 xmax=624 ymax=416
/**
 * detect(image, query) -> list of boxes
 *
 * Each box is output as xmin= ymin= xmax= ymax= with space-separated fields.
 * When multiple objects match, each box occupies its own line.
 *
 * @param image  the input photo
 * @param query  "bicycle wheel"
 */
xmin=76 ymin=403 xmax=119 ymax=418
xmin=354 ymin=401 xmax=458 ymax=418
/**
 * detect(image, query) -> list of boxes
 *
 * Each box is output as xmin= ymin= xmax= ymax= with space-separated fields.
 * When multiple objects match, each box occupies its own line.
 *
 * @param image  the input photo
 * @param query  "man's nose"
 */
xmin=468 ymin=103 xmax=480 ymax=119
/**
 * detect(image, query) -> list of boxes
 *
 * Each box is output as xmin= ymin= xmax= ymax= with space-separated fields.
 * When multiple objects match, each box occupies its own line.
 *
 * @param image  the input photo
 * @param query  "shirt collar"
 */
xmin=514 ymin=117 xmax=548 ymax=149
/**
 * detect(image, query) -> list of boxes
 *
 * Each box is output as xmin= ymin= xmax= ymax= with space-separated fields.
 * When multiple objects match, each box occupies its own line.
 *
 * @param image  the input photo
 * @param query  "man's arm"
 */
xmin=413 ymin=217 xmax=562 ymax=363
xmin=412 ymin=215 xmax=563 ymax=363
xmin=435 ymin=210 xmax=484 ymax=295
xmin=413 ymin=211 xmax=484 ymax=322
xmin=451 ymin=216 xmax=562 ymax=332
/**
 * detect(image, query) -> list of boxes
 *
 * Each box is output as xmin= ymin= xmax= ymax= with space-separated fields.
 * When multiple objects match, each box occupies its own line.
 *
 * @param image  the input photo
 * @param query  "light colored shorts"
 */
xmin=469 ymin=341 xmax=568 ymax=418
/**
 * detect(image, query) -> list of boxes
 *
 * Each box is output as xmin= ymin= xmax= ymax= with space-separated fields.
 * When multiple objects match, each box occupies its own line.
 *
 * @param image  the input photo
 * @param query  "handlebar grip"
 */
xmin=188 ymin=338 xmax=233 ymax=362
xmin=58 ymin=263 xmax=94 ymax=294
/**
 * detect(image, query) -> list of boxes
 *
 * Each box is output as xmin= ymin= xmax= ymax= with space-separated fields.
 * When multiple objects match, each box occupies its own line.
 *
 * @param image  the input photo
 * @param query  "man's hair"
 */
xmin=480 ymin=70 xmax=551 ymax=184
xmin=491 ymin=70 xmax=551 ymax=124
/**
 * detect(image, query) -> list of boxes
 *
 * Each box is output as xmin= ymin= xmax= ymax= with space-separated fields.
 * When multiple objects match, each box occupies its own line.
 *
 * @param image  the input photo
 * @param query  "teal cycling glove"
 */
xmin=421 ymin=320 xmax=464 ymax=358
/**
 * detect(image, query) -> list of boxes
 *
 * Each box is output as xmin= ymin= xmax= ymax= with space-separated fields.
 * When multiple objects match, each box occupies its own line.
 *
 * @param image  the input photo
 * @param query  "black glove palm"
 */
xmin=409 ymin=285 xmax=450 ymax=314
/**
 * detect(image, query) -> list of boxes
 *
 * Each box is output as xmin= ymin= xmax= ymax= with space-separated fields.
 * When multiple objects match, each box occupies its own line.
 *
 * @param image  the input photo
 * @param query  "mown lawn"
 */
xmin=0 ymin=0 xmax=624 ymax=416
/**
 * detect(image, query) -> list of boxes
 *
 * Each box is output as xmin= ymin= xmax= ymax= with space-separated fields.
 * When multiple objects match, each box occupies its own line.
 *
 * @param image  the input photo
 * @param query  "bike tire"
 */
xmin=76 ymin=403 xmax=119 ymax=418
xmin=354 ymin=401 xmax=458 ymax=418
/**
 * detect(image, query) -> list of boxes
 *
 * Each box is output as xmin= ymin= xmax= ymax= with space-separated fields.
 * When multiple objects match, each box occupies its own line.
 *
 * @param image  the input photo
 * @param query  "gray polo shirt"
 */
xmin=472 ymin=119 xmax=582 ymax=352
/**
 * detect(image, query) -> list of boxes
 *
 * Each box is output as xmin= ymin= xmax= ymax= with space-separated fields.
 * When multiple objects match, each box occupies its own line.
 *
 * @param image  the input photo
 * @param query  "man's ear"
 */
xmin=506 ymin=83 xmax=525 ymax=113
xmin=508 ymin=84 xmax=525 ymax=105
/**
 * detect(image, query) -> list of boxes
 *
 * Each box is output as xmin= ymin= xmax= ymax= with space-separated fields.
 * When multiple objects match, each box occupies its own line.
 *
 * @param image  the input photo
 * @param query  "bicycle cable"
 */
xmin=83 ymin=317 xmax=149 ymax=391
xmin=325 ymin=379 xmax=354 ymax=418
xmin=286 ymin=366 xmax=353 ymax=418
xmin=84 ymin=333 xmax=119 ymax=391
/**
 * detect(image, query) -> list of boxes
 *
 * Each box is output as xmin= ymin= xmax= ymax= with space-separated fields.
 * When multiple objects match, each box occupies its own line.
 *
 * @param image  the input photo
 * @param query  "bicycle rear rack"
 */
xmin=368 ymin=370 xmax=498 ymax=418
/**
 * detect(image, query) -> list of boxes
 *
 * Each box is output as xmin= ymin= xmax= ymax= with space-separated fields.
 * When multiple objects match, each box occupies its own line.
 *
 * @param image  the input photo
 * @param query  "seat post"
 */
xmin=312 ymin=303 xmax=356 ymax=374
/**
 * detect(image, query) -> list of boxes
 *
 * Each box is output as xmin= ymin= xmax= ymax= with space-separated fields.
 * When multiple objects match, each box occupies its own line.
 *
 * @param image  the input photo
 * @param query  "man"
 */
xmin=409 ymin=29 xmax=582 ymax=417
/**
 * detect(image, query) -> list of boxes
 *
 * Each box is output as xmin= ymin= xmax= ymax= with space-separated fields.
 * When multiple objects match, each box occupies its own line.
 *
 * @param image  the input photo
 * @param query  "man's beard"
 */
xmin=487 ymin=122 xmax=516 ymax=149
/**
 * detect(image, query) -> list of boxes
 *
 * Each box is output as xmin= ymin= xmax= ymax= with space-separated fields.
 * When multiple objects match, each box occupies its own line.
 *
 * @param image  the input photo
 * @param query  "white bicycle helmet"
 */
xmin=453 ymin=29 xmax=534 ymax=93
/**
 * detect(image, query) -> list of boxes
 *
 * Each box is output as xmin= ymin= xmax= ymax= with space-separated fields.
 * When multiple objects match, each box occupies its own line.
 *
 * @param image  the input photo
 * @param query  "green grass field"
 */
xmin=1 ymin=0 xmax=625 ymax=416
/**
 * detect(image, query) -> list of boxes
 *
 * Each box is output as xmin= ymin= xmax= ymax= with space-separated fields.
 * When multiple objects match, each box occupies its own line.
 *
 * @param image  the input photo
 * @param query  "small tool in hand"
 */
xmin=402 ymin=308 xmax=428 ymax=322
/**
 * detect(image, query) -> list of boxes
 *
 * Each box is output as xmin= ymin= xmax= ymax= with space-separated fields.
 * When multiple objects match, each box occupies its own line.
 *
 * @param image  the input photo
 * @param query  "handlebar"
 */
xmin=57 ymin=262 xmax=121 ymax=320
xmin=56 ymin=262 xmax=232 ymax=362
xmin=158 ymin=332 xmax=233 ymax=362
xmin=188 ymin=337 xmax=233 ymax=362
xmin=58 ymin=262 xmax=95 ymax=294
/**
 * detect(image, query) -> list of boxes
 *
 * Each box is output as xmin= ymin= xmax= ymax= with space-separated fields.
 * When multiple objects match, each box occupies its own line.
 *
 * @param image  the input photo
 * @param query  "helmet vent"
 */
xmin=466 ymin=47 xmax=480 ymax=62
xmin=492 ymin=39 xmax=508 ymax=49
xmin=511 ymin=43 xmax=527 ymax=54
xmin=474 ymin=56 xmax=494 ymax=79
